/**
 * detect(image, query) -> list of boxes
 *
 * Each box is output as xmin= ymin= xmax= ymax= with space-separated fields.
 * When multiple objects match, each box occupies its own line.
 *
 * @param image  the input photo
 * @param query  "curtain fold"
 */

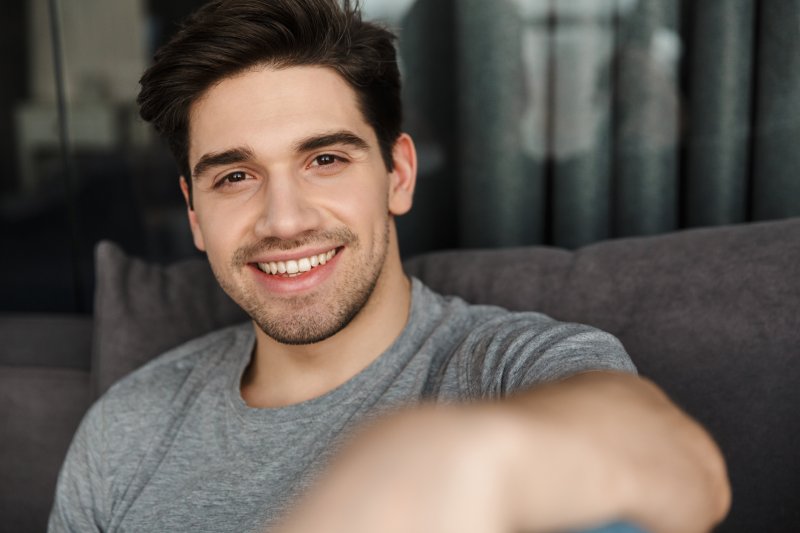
xmin=684 ymin=0 xmax=754 ymax=227
xmin=550 ymin=0 xmax=615 ymax=248
xmin=391 ymin=0 xmax=799 ymax=254
xmin=455 ymin=0 xmax=546 ymax=247
xmin=752 ymin=0 xmax=800 ymax=220
xmin=612 ymin=0 xmax=681 ymax=238
xmin=396 ymin=0 xmax=459 ymax=257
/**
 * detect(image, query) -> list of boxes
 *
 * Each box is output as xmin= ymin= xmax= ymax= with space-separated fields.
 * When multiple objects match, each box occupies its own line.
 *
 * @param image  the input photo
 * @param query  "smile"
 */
xmin=256 ymin=248 xmax=338 ymax=277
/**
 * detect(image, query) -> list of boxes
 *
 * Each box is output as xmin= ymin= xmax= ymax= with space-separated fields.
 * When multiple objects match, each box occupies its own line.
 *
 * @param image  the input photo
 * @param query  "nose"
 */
xmin=253 ymin=173 xmax=323 ymax=240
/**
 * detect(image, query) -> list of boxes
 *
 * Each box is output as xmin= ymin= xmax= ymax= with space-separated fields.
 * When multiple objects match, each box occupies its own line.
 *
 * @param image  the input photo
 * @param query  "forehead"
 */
xmin=187 ymin=66 xmax=373 ymax=163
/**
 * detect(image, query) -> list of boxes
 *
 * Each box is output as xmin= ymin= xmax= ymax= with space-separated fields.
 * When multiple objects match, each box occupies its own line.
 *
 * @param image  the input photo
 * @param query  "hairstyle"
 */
xmin=137 ymin=0 xmax=402 ymax=204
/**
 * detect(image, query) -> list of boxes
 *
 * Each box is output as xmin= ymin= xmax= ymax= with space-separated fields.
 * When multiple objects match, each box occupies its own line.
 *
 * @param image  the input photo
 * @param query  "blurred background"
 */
xmin=1 ymin=0 xmax=799 ymax=314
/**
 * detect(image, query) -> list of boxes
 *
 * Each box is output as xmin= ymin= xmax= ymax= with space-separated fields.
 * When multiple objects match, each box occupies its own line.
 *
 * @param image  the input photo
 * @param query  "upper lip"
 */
xmin=249 ymin=245 xmax=341 ymax=264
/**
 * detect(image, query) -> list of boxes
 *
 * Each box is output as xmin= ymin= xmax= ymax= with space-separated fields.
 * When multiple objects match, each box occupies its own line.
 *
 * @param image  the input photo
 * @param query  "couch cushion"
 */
xmin=92 ymin=242 xmax=247 ymax=396
xmin=0 ymin=367 xmax=91 ymax=533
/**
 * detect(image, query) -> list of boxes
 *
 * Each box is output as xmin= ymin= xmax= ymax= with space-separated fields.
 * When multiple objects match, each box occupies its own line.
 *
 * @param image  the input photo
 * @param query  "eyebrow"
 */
xmin=191 ymin=130 xmax=370 ymax=179
xmin=293 ymin=130 xmax=370 ymax=154
xmin=192 ymin=147 xmax=255 ymax=180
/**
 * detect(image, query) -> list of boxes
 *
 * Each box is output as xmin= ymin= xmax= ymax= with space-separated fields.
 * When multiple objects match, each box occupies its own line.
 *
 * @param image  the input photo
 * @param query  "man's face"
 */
xmin=184 ymin=66 xmax=412 ymax=344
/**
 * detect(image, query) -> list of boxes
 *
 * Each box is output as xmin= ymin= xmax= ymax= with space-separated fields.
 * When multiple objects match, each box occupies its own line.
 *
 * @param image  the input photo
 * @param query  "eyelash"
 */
xmin=213 ymin=170 xmax=249 ymax=189
xmin=310 ymin=153 xmax=347 ymax=168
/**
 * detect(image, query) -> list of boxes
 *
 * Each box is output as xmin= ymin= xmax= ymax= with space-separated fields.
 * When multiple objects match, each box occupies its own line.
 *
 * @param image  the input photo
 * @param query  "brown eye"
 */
xmin=225 ymin=171 xmax=247 ymax=182
xmin=315 ymin=154 xmax=337 ymax=166
xmin=213 ymin=171 xmax=249 ymax=189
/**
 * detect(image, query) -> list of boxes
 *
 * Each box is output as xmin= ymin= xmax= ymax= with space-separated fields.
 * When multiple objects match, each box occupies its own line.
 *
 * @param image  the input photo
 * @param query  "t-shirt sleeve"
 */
xmin=454 ymin=312 xmax=637 ymax=400
xmin=48 ymin=400 xmax=109 ymax=532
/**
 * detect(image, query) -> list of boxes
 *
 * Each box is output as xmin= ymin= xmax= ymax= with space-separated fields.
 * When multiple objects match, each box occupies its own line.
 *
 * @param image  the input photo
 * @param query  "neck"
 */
xmin=240 ymin=241 xmax=412 ymax=408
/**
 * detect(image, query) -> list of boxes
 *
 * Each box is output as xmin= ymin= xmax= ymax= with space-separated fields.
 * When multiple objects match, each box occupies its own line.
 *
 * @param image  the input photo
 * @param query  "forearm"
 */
xmin=273 ymin=372 xmax=730 ymax=533
xmin=489 ymin=371 xmax=731 ymax=533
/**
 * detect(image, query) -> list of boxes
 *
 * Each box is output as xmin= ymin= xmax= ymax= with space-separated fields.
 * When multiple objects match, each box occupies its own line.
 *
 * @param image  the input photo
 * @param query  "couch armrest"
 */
xmin=0 ymin=314 xmax=92 ymax=369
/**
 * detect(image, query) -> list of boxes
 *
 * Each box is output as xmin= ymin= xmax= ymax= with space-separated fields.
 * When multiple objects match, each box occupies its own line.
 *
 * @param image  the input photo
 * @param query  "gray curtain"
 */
xmin=388 ymin=0 xmax=800 ymax=256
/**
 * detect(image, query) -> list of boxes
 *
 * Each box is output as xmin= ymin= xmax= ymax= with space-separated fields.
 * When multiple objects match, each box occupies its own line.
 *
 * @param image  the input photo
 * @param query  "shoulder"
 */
xmin=410 ymin=279 xmax=508 ymax=333
xmin=103 ymin=323 xmax=251 ymax=408
xmin=85 ymin=323 xmax=252 ymax=451
xmin=413 ymin=280 xmax=635 ymax=398
xmin=463 ymin=310 xmax=635 ymax=396
xmin=50 ymin=323 xmax=252 ymax=530
xmin=411 ymin=278 xmax=564 ymax=348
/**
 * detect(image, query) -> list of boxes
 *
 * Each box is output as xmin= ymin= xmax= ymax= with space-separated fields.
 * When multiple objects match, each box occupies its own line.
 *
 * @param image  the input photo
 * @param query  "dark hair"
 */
xmin=137 ymin=0 xmax=402 ymax=201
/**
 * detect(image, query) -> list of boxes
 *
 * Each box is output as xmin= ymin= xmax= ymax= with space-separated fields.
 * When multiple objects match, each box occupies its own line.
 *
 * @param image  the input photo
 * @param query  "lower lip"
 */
xmin=248 ymin=249 xmax=342 ymax=295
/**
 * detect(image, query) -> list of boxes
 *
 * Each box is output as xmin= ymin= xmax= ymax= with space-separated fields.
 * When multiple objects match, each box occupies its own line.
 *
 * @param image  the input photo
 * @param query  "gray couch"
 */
xmin=1 ymin=218 xmax=798 ymax=533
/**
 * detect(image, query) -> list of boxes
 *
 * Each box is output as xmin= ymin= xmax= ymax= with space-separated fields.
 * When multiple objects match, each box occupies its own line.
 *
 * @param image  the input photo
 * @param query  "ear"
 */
xmin=180 ymin=176 xmax=206 ymax=251
xmin=387 ymin=133 xmax=417 ymax=216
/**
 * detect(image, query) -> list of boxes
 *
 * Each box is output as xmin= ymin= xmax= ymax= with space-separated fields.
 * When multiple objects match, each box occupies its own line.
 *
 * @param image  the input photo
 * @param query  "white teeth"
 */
xmin=257 ymin=248 xmax=338 ymax=277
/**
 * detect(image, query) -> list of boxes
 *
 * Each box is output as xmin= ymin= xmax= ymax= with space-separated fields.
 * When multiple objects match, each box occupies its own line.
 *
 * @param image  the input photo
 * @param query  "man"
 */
xmin=49 ymin=1 xmax=730 ymax=532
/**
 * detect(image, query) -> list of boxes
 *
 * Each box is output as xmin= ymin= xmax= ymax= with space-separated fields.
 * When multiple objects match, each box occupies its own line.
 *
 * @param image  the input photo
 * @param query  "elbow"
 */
xmin=701 ymin=429 xmax=732 ymax=526
xmin=663 ymin=385 xmax=733 ymax=528
xmin=630 ymin=375 xmax=733 ymax=529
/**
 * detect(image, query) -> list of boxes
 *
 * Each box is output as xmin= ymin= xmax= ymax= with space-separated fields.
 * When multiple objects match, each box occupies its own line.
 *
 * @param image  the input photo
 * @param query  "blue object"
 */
xmin=577 ymin=522 xmax=648 ymax=533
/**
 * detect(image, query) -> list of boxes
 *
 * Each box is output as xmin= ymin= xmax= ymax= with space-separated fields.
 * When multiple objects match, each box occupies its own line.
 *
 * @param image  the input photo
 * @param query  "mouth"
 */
xmin=253 ymin=247 xmax=341 ymax=278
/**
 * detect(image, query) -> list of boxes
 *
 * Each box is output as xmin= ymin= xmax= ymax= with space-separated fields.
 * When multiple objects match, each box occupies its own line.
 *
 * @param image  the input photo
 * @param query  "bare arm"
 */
xmin=274 ymin=372 xmax=730 ymax=533
xmin=494 ymin=371 xmax=731 ymax=533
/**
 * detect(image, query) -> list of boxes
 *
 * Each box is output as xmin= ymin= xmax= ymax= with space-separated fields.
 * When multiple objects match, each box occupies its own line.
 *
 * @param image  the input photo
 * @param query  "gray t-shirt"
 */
xmin=49 ymin=278 xmax=635 ymax=533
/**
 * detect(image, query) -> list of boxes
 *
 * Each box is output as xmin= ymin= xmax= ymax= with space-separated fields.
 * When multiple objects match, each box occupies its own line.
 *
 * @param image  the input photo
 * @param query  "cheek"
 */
xmin=335 ymin=173 xmax=390 ymax=213
xmin=330 ymin=184 xmax=389 ymax=232
xmin=192 ymin=203 xmax=251 ymax=253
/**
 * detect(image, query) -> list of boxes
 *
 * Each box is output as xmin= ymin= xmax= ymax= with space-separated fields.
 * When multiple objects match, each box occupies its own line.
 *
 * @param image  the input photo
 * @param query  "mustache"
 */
xmin=232 ymin=228 xmax=358 ymax=266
